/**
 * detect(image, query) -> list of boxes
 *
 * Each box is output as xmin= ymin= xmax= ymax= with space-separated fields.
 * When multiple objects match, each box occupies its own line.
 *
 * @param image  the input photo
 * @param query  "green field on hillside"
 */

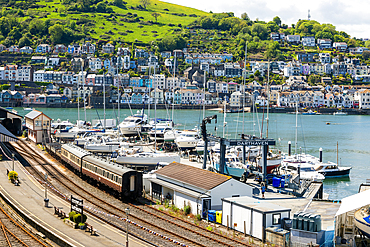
xmin=32 ymin=0 xmax=210 ymax=43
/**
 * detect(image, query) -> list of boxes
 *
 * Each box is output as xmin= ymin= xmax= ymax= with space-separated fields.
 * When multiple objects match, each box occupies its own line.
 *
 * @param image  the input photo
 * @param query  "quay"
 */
xmin=0 ymin=156 xmax=151 ymax=247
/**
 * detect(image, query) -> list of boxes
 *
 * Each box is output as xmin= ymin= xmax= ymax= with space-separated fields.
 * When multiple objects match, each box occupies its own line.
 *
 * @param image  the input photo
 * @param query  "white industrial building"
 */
xmin=148 ymin=163 xmax=254 ymax=216
xmin=222 ymin=196 xmax=291 ymax=241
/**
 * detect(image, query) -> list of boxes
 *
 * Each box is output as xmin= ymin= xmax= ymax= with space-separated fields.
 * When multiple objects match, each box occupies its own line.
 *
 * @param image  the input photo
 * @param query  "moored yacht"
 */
xmin=174 ymin=129 xmax=200 ymax=150
xmin=118 ymin=111 xmax=148 ymax=136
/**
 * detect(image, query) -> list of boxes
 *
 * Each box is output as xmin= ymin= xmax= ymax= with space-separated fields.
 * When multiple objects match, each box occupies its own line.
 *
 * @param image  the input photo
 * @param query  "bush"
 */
xmin=196 ymin=214 xmax=201 ymax=221
xmin=8 ymin=171 xmax=18 ymax=181
xmin=184 ymin=205 xmax=191 ymax=215
xmin=73 ymin=213 xmax=87 ymax=224
xmin=171 ymin=205 xmax=179 ymax=212
xmin=69 ymin=211 xmax=76 ymax=221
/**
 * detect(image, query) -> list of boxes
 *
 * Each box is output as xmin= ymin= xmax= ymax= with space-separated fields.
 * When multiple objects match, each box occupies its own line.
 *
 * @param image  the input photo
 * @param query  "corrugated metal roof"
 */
xmin=0 ymin=124 xmax=18 ymax=142
xmin=154 ymin=162 xmax=231 ymax=191
xmin=25 ymin=110 xmax=42 ymax=120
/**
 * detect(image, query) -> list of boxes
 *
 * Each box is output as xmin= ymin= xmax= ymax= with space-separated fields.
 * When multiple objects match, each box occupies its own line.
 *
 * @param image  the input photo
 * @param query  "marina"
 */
xmin=16 ymin=106 xmax=366 ymax=200
xmin=1 ymin=105 xmax=369 ymax=246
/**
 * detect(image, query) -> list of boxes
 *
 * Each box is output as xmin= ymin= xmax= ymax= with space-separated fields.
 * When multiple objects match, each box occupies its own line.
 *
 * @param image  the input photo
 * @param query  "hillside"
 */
xmin=0 ymin=0 xmax=210 ymax=45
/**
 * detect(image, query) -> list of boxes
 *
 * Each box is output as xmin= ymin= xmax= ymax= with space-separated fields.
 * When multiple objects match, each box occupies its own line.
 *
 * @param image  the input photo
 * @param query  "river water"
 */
xmin=17 ymin=107 xmax=370 ymax=200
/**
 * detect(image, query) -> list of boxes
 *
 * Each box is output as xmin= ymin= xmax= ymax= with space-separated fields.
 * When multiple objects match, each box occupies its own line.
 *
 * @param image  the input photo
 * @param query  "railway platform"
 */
xmin=0 ymin=158 xmax=150 ymax=247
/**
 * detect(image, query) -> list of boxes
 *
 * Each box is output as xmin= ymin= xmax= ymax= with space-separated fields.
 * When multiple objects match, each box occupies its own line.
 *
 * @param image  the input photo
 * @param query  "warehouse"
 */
xmin=148 ymin=162 xmax=254 ymax=216
xmin=222 ymin=196 xmax=291 ymax=241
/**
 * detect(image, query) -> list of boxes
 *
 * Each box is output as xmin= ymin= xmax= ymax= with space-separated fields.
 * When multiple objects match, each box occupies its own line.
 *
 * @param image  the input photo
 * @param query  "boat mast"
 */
xmin=337 ymin=141 xmax=339 ymax=165
xmin=266 ymin=59 xmax=270 ymax=138
xmin=103 ymin=72 xmax=106 ymax=129
xmin=117 ymin=58 xmax=120 ymax=125
xmin=242 ymin=42 xmax=247 ymax=134
xmin=148 ymin=67 xmax=151 ymax=121
xmin=82 ymin=62 xmax=86 ymax=125
xmin=202 ymin=74 xmax=205 ymax=119
xmin=223 ymin=96 xmax=227 ymax=138
xmin=154 ymin=66 xmax=157 ymax=151
xmin=77 ymin=59 xmax=80 ymax=126
xmin=295 ymin=93 xmax=298 ymax=155
xmin=117 ymin=59 xmax=120 ymax=141
xmin=172 ymin=54 xmax=176 ymax=121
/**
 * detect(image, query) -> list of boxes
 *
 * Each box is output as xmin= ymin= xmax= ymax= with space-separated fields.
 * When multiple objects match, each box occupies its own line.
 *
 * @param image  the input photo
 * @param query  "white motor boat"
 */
xmin=279 ymin=163 xmax=325 ymax=182
xmin=282 ymin=153 xmax=351 ymax=178
xmin=118 ymin=111 xmax=148 ymax=136
xmin=148 ymin=120 xmax=174 ymax=141
xmin=116 ymin=151 xmax=180 ymax=166
xmin=174 ymin=129 xmax=200 ymax=150
xmin=84 ymin=136 xmax=123 ymax=153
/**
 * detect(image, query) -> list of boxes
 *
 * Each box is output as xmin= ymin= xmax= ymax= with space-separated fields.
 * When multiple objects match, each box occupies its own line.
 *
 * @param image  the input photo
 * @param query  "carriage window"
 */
xmin=102 ymin=170 xmax=105 ymax=176
xmin=106 ymin=172 xmax=110 ymax=178
xmin=130 ymin=175 xmax=135 ymax=191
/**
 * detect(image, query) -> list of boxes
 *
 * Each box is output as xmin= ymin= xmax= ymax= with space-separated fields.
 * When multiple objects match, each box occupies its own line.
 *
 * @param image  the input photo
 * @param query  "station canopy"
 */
xmin=0 ymin=123 xmax=18 ymax=142
xmin=335 ymin=189 xmax=370 ymax=217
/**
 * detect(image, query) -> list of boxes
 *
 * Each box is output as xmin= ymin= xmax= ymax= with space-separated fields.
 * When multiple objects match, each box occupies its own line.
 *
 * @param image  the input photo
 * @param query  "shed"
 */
xmin=24 ymin=110 xmax=51 ymax=144
xmin=222 ymin=196 xmax=291 ymax=241
xmin=148 ymin=162 xmax=253 ymax=216
xmin=0 ymin=107 xmax=22 ymax=136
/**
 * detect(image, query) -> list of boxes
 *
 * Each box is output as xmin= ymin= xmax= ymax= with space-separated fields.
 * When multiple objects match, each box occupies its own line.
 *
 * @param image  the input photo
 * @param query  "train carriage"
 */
xmin=61 ymin=144 xmax=90 ymax=173
xmin=60 ymin=143 xmax=142 ymax=200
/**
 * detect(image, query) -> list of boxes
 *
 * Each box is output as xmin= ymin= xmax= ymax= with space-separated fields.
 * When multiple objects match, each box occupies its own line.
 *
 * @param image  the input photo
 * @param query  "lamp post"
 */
xmin=125 ymin=207 xmax=130 ymax=247
xmin=12 ymin=153 xmax=14 ymax=171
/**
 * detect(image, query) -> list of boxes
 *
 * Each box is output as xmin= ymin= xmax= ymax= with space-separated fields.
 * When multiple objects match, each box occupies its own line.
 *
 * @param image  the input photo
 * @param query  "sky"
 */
xmin=165 ymin=0 xmax=370 ymax=39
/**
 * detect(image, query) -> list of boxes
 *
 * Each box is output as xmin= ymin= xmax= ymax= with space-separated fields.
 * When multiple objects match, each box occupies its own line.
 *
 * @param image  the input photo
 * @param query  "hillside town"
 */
xmin=1 ymin=35 xmax=370 ymax=110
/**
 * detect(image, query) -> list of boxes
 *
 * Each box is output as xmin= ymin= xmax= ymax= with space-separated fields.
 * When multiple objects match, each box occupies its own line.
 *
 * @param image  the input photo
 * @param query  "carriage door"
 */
xmin=130 ymin=175 xmax=135 ymax=191
xmin=202 ymin=199 xmax=211 ymax=218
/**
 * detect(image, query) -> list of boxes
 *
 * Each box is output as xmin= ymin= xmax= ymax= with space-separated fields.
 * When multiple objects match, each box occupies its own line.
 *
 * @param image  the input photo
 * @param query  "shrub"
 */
xmin=206 ymin=226 xmax=213 ymax=231
xmin=8 ymin=171 xmax=18 ymax=181
xmin=184 ymin=205 xmax=191 ymax=215
xmin=196 ymin=214 xmax=202 ymax=221
xmin=171 ymin=205 xmax=179 ymax=212
xmin=69 ymin=211 xmax=76 ymax=221
xmin=73 ymin=213 xmax=87 ymax=224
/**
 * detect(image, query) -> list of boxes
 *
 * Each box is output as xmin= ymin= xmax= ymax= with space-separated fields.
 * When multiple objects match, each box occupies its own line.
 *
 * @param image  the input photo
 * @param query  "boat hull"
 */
xmin=213 ymin=163 xmax=246 ymax=178
xmin=318 ymin=167 xmax=351 ymax=177
xmin=84 ymin=144 xmax=120 ymax=153
xmin=355 ymin=210 xmax=370 ymax=238
xmin=116 ymin=154 xmax=180 ymax=166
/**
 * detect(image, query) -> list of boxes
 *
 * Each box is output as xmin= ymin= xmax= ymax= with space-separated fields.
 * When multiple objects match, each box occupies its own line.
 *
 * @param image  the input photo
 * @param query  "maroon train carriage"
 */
xmin=60 ymin=143 xmax=90 ymax=174
xmin=60 ymin=144 xmax=142 ymax=200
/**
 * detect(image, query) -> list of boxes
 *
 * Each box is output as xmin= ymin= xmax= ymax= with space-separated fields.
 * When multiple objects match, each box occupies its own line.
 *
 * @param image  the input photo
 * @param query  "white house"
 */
xmin=302 ymin=36 xmax=315 ymax=47
xmin=33 ymin=70 xmax=45 ymax=82
xmin=358 ymin=89 xmax=370 ymax=109
xmin=102 ymin=43 xmax=115 ymax=54
xmin=333 ymin=42 xmax=348 ymax=52
xmin=19 ymin=46 xmax=33 ymax=54
xmin=17 ymin=65 xmax=32 ymax=81
xmin=285 ymin=35 xmax=301 ymax=44
xmin=148 ymin=163 xmax=253 ymax=215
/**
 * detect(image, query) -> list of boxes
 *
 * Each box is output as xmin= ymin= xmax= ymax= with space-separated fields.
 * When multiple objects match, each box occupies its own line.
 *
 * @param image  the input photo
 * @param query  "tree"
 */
xmin=96 ymin=2 xmax=107 ymax=12
xmin=272 ymin=16 xmax=281 ymax=26
xmin=139 ymin=0 xmax=151 ymax=9
xmin=251 ymin=23 xmax=268 ymax=40
xmin=308 ymin=74 xmax=321 ymax=85
xmin=49 ymin=24 xmax=64 ymax=43
xmin=241 ymin=12 xmax=250 ymax=21
xmin=363 ymin=51 xmax=370 ymax=60
xmin=113 ymin=0 xmax=123 ymax=6
xmin=151 ymin=12 xmax=161 ymax=22
xmin=267 ymin=21 xmax=279 ymax=33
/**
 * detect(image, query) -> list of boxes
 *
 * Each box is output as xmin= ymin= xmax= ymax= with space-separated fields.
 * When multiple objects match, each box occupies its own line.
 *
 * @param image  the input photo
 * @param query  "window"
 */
xmin=272 ymin=213 xmax=281 ymax=225
xmin=130 ymin=175 xmax=135 ymax=191
xmin=35 ymin=120 xmax=42 ymax=126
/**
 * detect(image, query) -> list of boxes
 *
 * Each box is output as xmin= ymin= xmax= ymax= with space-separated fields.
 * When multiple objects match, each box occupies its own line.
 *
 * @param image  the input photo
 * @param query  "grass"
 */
xmin=32 ymin=0 xmax=210 ymax=43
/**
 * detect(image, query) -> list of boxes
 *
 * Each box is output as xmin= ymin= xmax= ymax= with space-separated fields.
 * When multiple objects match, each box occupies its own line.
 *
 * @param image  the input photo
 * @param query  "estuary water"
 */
xmin=17 ymin=107 xmax=370 ymax=200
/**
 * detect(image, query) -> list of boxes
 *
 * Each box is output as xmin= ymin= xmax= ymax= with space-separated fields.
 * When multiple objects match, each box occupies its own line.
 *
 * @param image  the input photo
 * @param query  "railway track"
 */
xmin=0 ymin=201 xmax=50 ymax=247
xmin=8 ymin=140 xmax=254 ymax=247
